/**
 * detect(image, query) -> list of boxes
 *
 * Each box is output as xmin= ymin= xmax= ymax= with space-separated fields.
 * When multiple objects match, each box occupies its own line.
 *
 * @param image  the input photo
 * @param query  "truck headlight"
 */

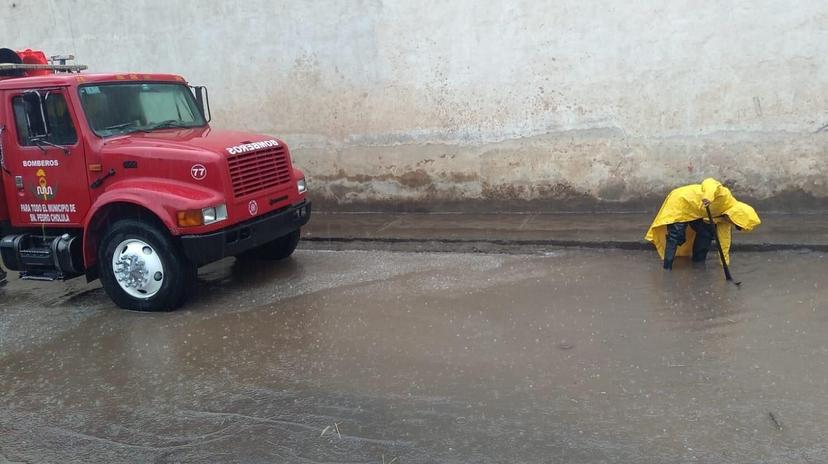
xmin=297 ymin=178 xmax=307 ymax=194
xmin=202 ymin=204 xmax=228 ymax=225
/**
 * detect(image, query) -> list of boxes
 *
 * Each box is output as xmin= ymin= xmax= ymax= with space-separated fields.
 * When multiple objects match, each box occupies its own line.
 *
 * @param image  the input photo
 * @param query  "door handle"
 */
xmin=90 ymin=168 xmax=116 ymax=189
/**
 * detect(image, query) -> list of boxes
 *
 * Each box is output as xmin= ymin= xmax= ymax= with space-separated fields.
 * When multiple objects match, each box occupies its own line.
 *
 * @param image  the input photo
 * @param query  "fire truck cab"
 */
xmin=0 ymin=48 xmax=311 ymax=311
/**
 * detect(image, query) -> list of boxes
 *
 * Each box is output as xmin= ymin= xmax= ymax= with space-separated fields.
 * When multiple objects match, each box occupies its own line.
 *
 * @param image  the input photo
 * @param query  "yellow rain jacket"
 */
xmin=644 ymin=178 xmax=761 ymax=264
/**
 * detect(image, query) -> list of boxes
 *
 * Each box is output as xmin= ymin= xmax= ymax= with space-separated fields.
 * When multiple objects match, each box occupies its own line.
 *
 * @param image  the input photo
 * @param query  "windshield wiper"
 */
xmin=31 ymin=136 xmax=70 ymax=156
xmin=146 ymin=120 xmax=191 ymax=131
xmin=102 ymin=122 xmax=137 ymax=131
xmin=100 ymin=122 xmax=150 ymax=136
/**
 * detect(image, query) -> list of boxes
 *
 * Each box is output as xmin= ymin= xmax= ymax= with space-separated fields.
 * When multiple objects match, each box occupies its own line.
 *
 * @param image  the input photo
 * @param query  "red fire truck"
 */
xmin=0 ymin=48 xmax=311 ymax=311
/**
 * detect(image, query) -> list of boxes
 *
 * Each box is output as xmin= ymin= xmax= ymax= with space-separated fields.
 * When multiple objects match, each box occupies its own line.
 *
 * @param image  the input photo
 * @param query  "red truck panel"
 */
xmin=0 ymin=174 xmax=8 ymax=222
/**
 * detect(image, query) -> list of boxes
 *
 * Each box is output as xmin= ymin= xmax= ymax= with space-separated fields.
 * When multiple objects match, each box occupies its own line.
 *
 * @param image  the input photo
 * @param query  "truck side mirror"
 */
xmin=192 ymin=86 xmax=212 ymax=123
xmin=22 ymin=91 xmax=50 ymax=138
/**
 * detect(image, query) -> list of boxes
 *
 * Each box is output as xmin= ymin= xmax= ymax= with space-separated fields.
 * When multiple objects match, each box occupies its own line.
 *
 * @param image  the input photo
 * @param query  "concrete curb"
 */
xmin=302 ymin=236 xmax=828 ymax=252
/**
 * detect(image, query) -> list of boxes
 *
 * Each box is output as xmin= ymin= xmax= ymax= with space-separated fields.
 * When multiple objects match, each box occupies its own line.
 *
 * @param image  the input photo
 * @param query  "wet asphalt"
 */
xmin=0 ymin=248 xmax=826 ymax=463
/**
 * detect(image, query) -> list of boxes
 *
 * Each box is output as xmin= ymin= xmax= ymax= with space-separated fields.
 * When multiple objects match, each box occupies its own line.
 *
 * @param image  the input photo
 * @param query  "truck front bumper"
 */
xmin=180 ymin=201 xmax=311 ymax=266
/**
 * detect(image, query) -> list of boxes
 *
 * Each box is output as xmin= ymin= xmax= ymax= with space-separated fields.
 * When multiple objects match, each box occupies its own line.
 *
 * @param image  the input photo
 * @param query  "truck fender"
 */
xmin=82 ymin=178 xmax=224 ymax=268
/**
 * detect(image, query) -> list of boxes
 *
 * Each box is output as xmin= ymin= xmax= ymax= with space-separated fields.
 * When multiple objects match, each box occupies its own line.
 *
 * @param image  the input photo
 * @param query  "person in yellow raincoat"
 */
xmin=645 ymin=178 xmax=761 ymax=269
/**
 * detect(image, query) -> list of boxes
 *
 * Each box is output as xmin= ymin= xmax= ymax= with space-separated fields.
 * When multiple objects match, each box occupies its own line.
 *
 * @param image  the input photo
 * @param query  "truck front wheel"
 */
xmin=98 ymin=219 xmax=196 ymax=311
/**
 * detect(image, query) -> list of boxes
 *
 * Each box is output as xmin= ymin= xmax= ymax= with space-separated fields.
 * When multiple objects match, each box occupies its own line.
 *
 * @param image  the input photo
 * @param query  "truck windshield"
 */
xmin=79 ymin=83 xmax=206 ymax=137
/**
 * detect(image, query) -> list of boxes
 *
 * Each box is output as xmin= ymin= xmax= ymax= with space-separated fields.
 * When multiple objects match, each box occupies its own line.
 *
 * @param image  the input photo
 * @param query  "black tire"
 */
xmin=240 ymin=229 xmax=301 ymax=261
xmin=98 ymin=219 xmax=196 ymax=311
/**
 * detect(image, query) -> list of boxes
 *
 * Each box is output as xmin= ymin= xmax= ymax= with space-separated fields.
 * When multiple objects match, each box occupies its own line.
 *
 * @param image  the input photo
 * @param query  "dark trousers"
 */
xmin=663 ymin=219 xmax=714 ymax=269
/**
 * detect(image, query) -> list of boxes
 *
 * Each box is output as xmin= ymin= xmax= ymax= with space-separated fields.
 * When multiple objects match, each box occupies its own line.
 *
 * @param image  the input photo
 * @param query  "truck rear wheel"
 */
xmin=98 ymin=219 xmax=196 ymax=311
xmin=241 ymin=229 xmax=301 ymax=261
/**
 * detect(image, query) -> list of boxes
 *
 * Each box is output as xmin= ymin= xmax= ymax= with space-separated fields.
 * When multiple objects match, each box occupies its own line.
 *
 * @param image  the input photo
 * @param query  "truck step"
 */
xmin=20 ymin=247 xmax=50 ymax=255
xmin=20 ymin=271 xmax=65 ymax=282
xmin=18 ymin=246 xmax=55 ymax=269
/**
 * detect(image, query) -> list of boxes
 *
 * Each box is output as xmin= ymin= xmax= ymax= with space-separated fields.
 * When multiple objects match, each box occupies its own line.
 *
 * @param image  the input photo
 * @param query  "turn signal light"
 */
xmin=177 ymin=210 xmax=204 ymax=227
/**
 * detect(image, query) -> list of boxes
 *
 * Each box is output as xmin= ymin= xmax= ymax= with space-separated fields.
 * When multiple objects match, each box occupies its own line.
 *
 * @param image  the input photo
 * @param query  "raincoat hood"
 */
xmin=723 ymin=201 xmax=761 ymax=232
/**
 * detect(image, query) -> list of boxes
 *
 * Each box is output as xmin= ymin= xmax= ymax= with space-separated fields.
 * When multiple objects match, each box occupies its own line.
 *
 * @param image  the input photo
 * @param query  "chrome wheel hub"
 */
xmin=112 ymin=239 xmax=164 ymax=299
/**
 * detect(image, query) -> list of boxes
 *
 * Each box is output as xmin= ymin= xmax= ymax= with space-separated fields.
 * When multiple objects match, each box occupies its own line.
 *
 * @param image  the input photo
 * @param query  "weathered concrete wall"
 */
xmin=2 ymin=0 xmax=827 ymax=211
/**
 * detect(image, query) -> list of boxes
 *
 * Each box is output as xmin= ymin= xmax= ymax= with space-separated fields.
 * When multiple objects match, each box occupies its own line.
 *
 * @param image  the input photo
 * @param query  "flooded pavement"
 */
xmin=0 ymin=249 xmax=826 ymax=463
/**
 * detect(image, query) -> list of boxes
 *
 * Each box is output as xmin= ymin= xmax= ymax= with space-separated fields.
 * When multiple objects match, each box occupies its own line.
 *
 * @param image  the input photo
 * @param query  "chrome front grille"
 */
xmin=227 ymin=146 xmax=292 ymax=198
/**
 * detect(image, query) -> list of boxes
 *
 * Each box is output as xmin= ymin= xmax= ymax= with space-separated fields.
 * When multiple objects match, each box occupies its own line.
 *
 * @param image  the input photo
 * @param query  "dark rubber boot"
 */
xmin=664 ymin=224 xmax=687 ymax=271
xmin=663 ymin=241 xmax=678 ymax=270
xmin=690 ymin=220 xmax=714 ymax=263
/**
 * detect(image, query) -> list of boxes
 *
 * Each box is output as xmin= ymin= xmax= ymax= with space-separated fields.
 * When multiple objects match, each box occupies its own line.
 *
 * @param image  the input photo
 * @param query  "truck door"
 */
xmin=1 ymin=88 xmax=90 ymax=227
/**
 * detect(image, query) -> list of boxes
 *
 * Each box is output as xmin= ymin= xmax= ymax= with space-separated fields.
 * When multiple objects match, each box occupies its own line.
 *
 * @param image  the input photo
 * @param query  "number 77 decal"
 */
xmin=190 ymin=164 xmax=207 ymax=180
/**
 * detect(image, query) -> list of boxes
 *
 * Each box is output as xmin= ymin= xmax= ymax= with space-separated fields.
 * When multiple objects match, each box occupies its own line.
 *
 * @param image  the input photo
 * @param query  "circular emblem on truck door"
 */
xmin=190 ymin=164 xmax=207 ymax=180
xmin=248 ymin=200 xmax=259 ymax=216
